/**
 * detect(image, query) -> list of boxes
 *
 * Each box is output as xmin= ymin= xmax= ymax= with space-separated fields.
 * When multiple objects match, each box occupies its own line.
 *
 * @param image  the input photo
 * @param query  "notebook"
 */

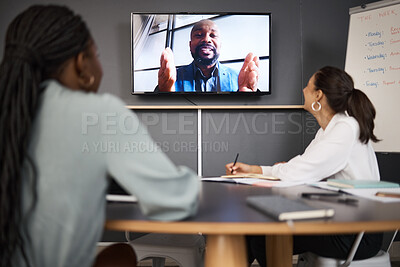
xmin=246 ymin=195 xmax=335 ymax=221
xmin=327 ymin=179 xmax=400 ymax=189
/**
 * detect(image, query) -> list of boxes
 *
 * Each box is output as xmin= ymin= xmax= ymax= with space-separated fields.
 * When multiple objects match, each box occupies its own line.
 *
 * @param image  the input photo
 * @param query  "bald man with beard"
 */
xmin=157 ymin=19 xmax=259 ymax=92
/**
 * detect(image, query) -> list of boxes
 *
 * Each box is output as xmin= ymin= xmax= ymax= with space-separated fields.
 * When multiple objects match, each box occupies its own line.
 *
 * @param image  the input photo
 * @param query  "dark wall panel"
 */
xmin=202 ymin=110 xmax=307 ymax=176
xmin=301 ymin=0 xmax=377 ymax=80
xmin=135 ymin=110 xmax=198 ymax=173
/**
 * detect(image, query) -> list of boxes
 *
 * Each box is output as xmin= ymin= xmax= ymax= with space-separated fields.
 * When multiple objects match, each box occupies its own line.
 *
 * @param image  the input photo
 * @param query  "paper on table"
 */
xmin=221 ymin=173 xmax=280 ymax=181
xmin=311 ymin=182 xmax=400 ymax=203
xmin=201 ymin=177 xmax=304 ymax=187
xmin=311 ymin=182 xmax=342 ymax=192
xmin=106 ymin=194 xmax=138 ymax=202
xmin=342 ymin=188 xmax=400 ymax=203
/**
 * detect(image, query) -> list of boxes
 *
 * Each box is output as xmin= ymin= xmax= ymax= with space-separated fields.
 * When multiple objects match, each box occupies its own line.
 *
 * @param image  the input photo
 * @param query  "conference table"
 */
xmin=106 ymin=182 xmax=400 ymax=267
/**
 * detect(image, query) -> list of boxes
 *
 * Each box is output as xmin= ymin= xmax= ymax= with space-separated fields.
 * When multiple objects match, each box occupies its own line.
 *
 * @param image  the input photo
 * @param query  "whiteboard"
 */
xmin=345 ymin=0 xmax=400 ymax=152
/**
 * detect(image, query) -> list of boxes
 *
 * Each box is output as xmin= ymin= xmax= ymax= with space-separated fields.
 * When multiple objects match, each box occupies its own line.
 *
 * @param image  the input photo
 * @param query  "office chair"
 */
xmin=126 ymin=232 xmax=205 ymax=267
xmin=297 ymin=230 xmax=397 ymax=267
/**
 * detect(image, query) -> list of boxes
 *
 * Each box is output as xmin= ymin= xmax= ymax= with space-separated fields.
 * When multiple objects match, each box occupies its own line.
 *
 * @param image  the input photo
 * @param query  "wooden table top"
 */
xmin=106 ymin=182 xmax=400 ymax=235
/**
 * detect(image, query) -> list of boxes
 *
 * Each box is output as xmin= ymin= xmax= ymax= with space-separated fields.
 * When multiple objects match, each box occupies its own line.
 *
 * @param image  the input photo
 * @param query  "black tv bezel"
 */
xmin=130 ymin=12 xmax=272 ymax=96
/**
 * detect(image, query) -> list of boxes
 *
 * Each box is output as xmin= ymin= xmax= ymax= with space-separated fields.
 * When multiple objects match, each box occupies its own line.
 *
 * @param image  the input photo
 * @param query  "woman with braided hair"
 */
xmin=0 ymin=5 xmax=199 ymax=267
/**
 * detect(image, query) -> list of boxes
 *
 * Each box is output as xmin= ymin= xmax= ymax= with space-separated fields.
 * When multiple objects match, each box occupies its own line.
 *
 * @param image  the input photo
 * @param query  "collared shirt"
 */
xmin=193 ymin=64 xmax=221 ymax=92
xmin=261 ymin=113 xmax=380 ymax=182
xmin=174 ymin=61 xmax=239 ymax=92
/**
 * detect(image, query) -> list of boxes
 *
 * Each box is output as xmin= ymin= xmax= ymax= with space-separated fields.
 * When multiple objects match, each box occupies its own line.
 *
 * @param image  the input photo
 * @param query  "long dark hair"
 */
xmin=0 ymin=5 xmax=90 ymax=266
xmin=314 ymin=66 xmax=379 ymax=144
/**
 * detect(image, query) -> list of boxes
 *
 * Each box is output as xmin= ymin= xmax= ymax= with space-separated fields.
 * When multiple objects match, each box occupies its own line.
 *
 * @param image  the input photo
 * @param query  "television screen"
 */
xmin=131 ymin=13 xmax=271 ymax=94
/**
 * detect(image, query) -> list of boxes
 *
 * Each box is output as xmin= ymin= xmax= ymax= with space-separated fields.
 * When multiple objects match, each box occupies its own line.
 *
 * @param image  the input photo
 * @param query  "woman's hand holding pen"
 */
xmin=225 ymin=162 xmax=262 ymax=175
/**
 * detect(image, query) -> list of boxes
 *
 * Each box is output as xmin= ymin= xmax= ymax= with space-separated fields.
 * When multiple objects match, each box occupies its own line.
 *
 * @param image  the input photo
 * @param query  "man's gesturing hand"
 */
xmin=238 ymin=52 xmax=259 ymax=92
xmin=158 ymin=47 xmax=176 ymax=92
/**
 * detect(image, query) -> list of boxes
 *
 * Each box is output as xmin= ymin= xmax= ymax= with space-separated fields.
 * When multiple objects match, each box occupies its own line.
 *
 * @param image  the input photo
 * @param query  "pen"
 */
xmin=375 ymin=192 xmax=400 ymax=198
xmin=231 ymin=153 xmax=239 ymax=174
xmin=301 ymin=193 xmax=358 ymax=205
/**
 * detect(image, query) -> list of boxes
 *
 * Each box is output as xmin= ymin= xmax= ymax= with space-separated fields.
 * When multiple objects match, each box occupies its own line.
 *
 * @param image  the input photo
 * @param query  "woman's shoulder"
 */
xmin=42 ymin=80 xmax=127 ymax=112
xmin=332 ymin=113 xmax=358 ymax=129
xmin=328 ymin=113 xmax=359 ymax=138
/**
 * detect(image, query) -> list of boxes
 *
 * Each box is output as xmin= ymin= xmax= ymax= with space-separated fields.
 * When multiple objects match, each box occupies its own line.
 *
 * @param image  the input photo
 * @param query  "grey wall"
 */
xmin=0 ymin=0 xmax=377 ymax=176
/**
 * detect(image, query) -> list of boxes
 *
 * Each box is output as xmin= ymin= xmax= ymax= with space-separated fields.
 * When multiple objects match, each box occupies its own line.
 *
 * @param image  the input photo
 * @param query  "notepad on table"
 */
xmin=221 ymin=173 xmax=280 ymax=181
xmin=327 ymin=179 xmax=400 ymax=189
xmin=246 ymin=195 xmax=335 ymax=221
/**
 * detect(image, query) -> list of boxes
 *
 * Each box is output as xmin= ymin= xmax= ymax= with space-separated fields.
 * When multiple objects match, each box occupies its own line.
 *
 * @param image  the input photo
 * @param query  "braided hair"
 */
xmin=313 ymin=66 xmax=379 ymax=144
xmin=0 ymin=5 xmax=91 ymax=266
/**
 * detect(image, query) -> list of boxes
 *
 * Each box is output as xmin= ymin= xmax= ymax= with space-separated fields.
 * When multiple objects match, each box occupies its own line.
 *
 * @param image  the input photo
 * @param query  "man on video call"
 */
xmin=157 ymin=19 xmax=259 ymax=92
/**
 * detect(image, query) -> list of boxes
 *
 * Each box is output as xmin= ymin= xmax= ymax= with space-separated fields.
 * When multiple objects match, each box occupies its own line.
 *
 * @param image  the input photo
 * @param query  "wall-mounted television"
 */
xmin=131 ymin=13 xmax=271 ymax=95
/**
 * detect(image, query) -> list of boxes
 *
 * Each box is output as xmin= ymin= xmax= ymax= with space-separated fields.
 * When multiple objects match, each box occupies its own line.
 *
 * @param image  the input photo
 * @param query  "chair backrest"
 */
xmin=381 ymin=230 xmax=398 ymax=252
xmin=376 ymin=152 xmax=400 ymax=242
xmin=376 ymin=152 xmax=400 ymax=184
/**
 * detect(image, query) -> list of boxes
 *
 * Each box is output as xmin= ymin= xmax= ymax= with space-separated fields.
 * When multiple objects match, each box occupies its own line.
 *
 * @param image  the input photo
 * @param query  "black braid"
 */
xmin=0 ymin=5 xmax=90 ymax=266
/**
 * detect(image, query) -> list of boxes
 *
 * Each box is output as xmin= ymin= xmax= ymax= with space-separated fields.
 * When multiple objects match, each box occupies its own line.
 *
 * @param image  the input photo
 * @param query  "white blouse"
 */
xmin=261 ymin=113 xmax=380 ymax=182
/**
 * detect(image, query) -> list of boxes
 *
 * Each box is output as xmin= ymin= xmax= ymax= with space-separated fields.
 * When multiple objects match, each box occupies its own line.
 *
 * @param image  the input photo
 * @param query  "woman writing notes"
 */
xmin=0 ymin=5 xmax=199 ymax=267
xmin=226 ymin=66 xmax=382 ymax=266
